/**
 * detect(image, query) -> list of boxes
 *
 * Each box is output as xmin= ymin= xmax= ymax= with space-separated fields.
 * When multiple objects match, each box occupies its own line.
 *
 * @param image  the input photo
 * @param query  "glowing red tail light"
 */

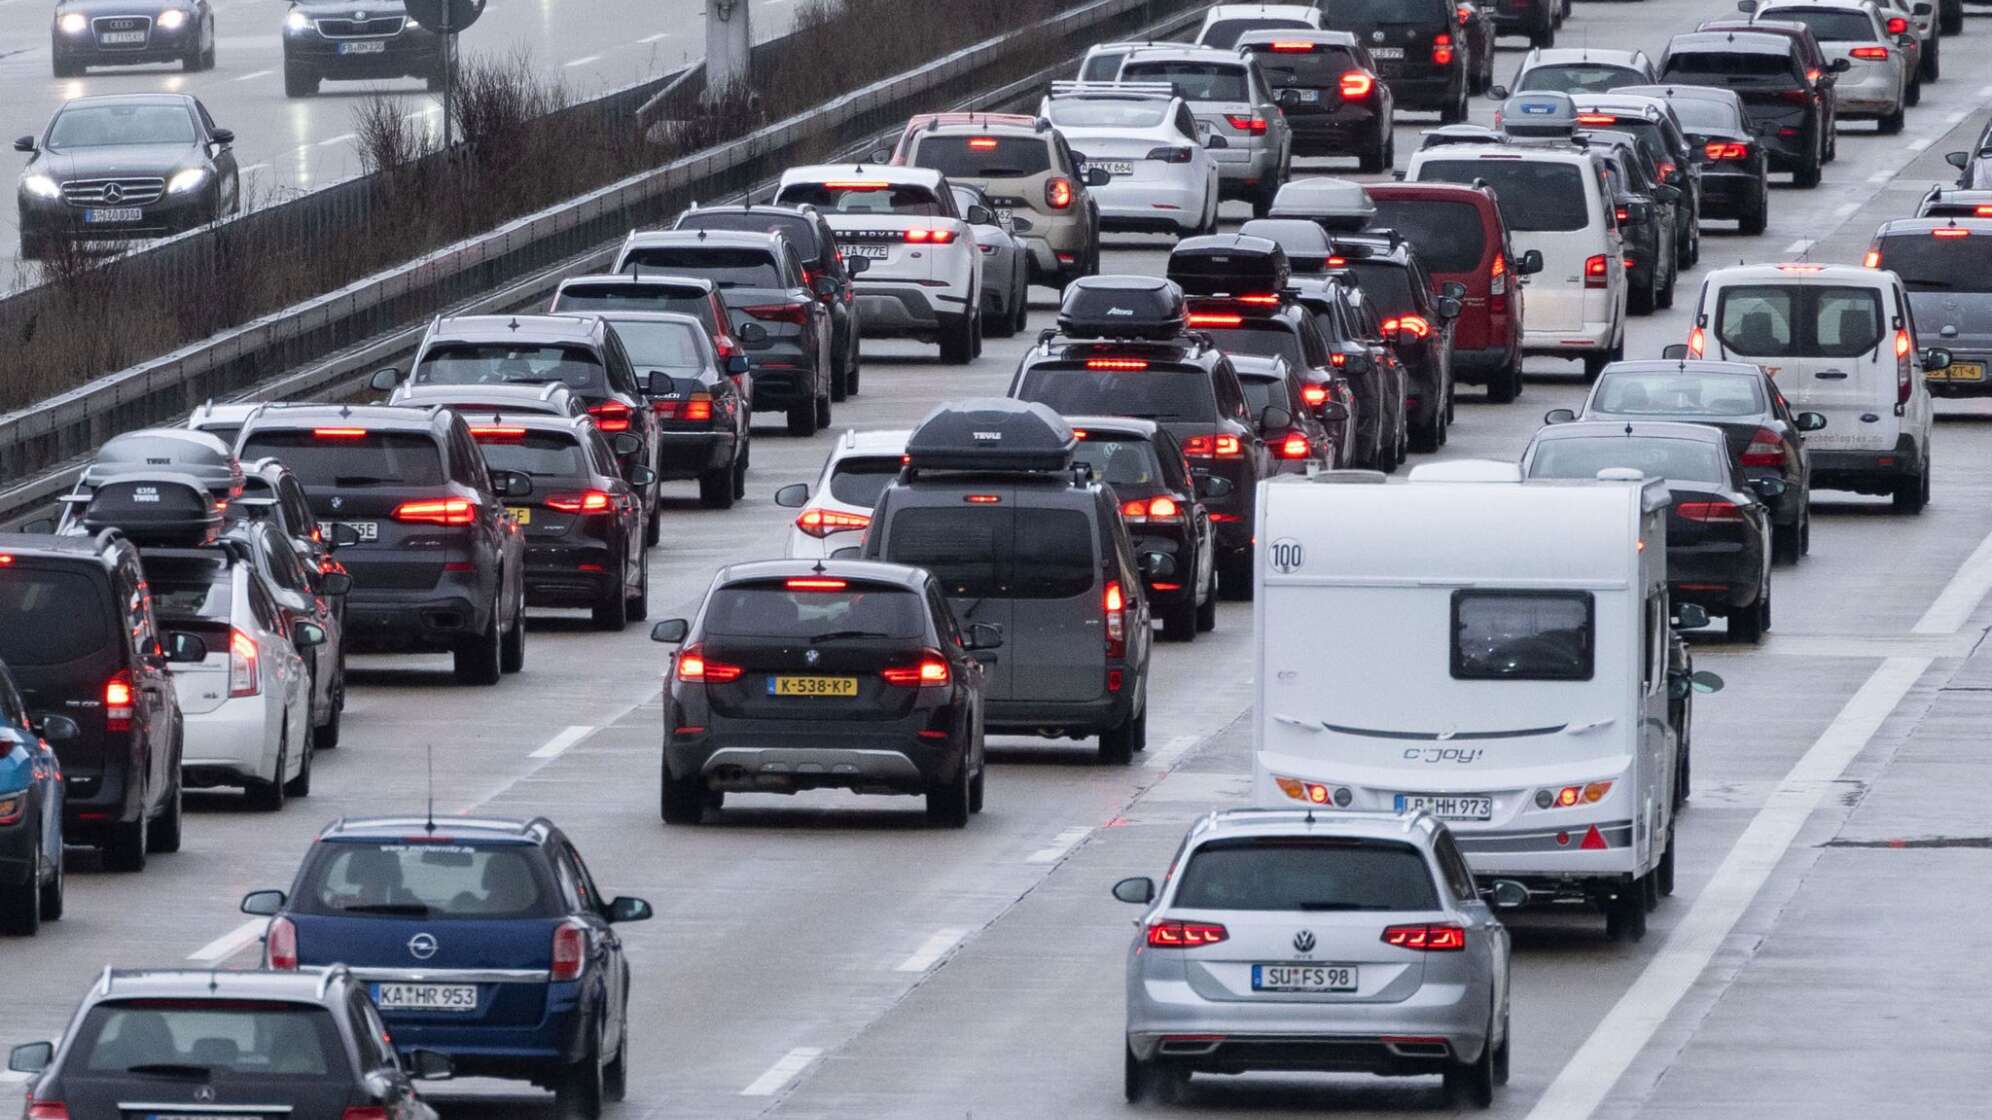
xmin=1383 ymin=314 xmax=1431 ymax=339
xmin=342 ymin=1109 xmax=391 ymax=1120
xmin=1687 ymin=325 xmax=1706 ymax=358
xmin=1121 ymin=496 xmax=1182 ymax=524
xmin=1181 ymin=434 xmax=1243 ymax=459
xmin=1933 ymin=226 xmax=1971 ymax=238
xmin=266 ymin=915 xmax=298 ymax=970
xmin=104 ymin=671 xmax=133 ymax=734
xmin=1187 ymin=312 xmax=1245 ymax=327
xmin=1741 ymin=427 xmax=1786 ymax=467
xmin=1615 ymin=206 xmax=1632 ymax=224
xmin=653 ymin=393 xmax=715 ymax=421
xmin=469 ymin=426 xmax=528 ymax=441
xmin=1340 ymin=71 xmax=1375 ymax=99
xmin=1431 ymin=33 xmax=1454 ymax=66
xmin=1382 ymin=923 xmax=1466 ymax=951
xmin=1488 ymin=254 xmax=1508 ymax=313
xmin=1087 ymin=358 xmax=1150 ymax=370
xmin=1863 ymin=248 xmax=1882 ymax=268
xmin=1046 ymin=177 xmax=1075 ymax=210
xmin=1584 ymin=255 xmax=1609 ymax=289
xmin=229 ymin=629 xmax=261 ymax=698
xmin=312 ymin=428 xmax=368 ymax=439
xmin=586 ymin=400 xmax=633 ymax=433
xmin=1147 ymin=920 xmax=1228 ymax=948
xmin=743 ymin=302 xmax=810 ymax=326
xmin=1456 ymin=3 xmax=1472 ymax=24
xmin=968 ymin=136 xmax=999 ymax=151
xmin=1704 ymin=141 xmax=1749 ymax=160
xmin=882 ymin=650 xmax=951 ymax=687
xmin=1577 ymin=113 xmax=1618 ymax=125
xmin=675 ymin=644 xmax=744 ymax=684
xmin=1268 ymin=41 xmax=1317 ymax=52
xmin=1885 ymin=15 xmax=1908 ymax=33
xmin=904 ymin=227 xmax=959 ymax=244
xmin=1104 ymin=581 xmax=1127 ymax=657
xmin=393 ymin=498 xmax=476 ymax=526
xmin=27 ymin=1100 xmax=71 ymax=1119
xmin=796 ymin=507 xmax=871 ymax=537
xmin=551 ymin=921 xmax=588 ymax=982
xmin=1896 ymin=329 xmax=1915 ymax=403
xmin=1278 ymin=433 xmax=1312 ymax=459
xmin=544 ymin=490 xmax=614 ymax=514
xmin=1301 ymin=384 xmax=1329 ymax=407
xmin=1677 ymin=500 xmax=1744 ymax=522
xmin=1850 ymin=45 xmax=1889 ymax=60
xmin=1225 ymin=114 xmax=1268 ymax=135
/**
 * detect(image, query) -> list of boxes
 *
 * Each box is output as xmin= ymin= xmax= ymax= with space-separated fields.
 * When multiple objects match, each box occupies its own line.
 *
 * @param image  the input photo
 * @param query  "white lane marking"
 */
xmin=188 ymin=918 xmax=266 ymax=963
xmin=1781 ymin=239 xmax=1812 ymax=256
xmin=1913 ymin=526 xmax=1992 ymax=633
xmin=1867 ymin=168 xmax=1894 ymax=185
xmin=232 ymin=68 xmax=272 ymax=82
xmin=1143 ymin=733 xmax=1201 ymax=770
xmin=740 ymin=1047 xmax=822 ymax=1096
xmin=1946 ymin=108 xmax=1972 ymax=127
xmin=529 ymin=724 xmax=593 ymax=760
xmin=564 ymin=54 xmax=603 ymax=67
xmin=1026 ymin=826 xmax=1092 ymax=864
xmin=316 ymin=132 xmax=357 ymax=148
xmin=893 ymin=927 xmax=968 ymax=972
xmin=637 ymin=32 xmax=670 ymax=43
xmin=1907 ymin=137 xmax=1933 ymax=153
xmin=1831 ymin=200 xmax=1860 ymax=220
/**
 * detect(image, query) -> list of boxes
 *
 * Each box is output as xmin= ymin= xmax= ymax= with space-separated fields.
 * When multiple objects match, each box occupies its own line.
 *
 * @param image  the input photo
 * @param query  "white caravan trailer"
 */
xmin=1252 ymin=461 xmax=1679 ymax=940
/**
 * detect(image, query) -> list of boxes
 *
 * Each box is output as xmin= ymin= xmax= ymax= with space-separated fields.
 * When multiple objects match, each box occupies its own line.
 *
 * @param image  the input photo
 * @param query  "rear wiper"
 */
xmin=125 ymin=1063 xmax=213 ymax=1080
xmin=809 ymin=630 xmax=893 ymax=643
xmin=333 ymin=476 xmax=393 ymax=487
xmin=336 ymin=902 xmax=432 ymax=916
xmin=1297 ymin=901 xmax=1392 ymax=911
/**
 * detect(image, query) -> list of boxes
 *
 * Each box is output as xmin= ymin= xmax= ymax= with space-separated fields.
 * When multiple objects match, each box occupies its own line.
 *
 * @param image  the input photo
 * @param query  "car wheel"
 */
xmin=284 ymin=722 xmax=314 ymax=798
xmin=786 ymin=398 xmax=818 ymax=437
xmin=182 ymin=31 xmax=203 ymax=71
xmin=149 ymin=777 xmax=183 ymax=854
xmin=1125 ymin=1043 xmax=1187 ymax=1104
xmin=1218 ymin=551 xmax=1254 ymax=601
xmin=1444 ymin=1009 xmax=1498 ymax=1108
xmin=1730 ymin=589 xmax=1766 ymax=644
xmin=1629 ymin=274 xmax=1656 ymax=316
xmin=626 ymin=552 xmax=650 ymax=623
xmin=1658 ymin=827 xmax=1677 ymax=897
xmin=1488 ymin=361 xmax=1521 ymax=403
xmin=1772 ymin=517 xmax=1802 ymax=564
xmin=1877 ymin=104 xmax=1906 ymax=135
xmin=1906 ymin=77 xmax=1922 ymax=108
xmin=643 ymin=500 xmax=661 ymax=546
xmin=1739 ymin=190 xmax=1768 ymax=235
xmin=554 ymin=1022 xmax=606 ymax=1120
xmin=1605 ymin=878 xmax=1647 ymax=941
xmin=698 ymin=466 xmax=735 ymax=509
xmin=926 ymin=756 xmax=971 ymax=827
xmin=38 ymin=837 xmax=63 ymax=922
xmin=1161 ymin=592 xmax=1197 ymax=642
xmin=1942 ymin=1 xmax=1963 ymax=34
xmin=1439 ymin=82 xmax=1469 ymax=124
xmin=733 ymin=442 xmax=750 ymax=499
xmin=1098 ymin=705 xmax=1144 ymax=765
xmin=454 ymin=595 xmax=504 ymax=685
xmin=1358 ymin=128 xmax=1387 ymax=174
xmin=248 ymin=740 xmax=288 ymax=812
xmin=938 ymin=312 xmax=975 ymax=364
xmin=592 ymin=557 xmax=629 ymax=632
xmin=500 ymin=592 xmax=526 ymax=674
xmin=660 ymin=765 xmax=706 ymax=824
xmin=0 ymin=844 xmax=41 ymax=936
xmin=1894 ymin=465 xmax=1929 ymax=512
xmin=52 ymin=51 xmax=82 ymax=79
xmin=317 ymin=689 xmax=343 ymax=749
xmin=968 ymin=754 xmax=985 ymax=814
xmin=1921 ymin=39 xmax=1938 ymax=82
xmin=104 ymin=806 xmax=148 ymax=872
xmin=200 ymin=19 xmax=216 ymax=69
xmin=815 ymin=389 xmax=833 ymax=428
xmin=1493 ymin=1011 xmax=1511 ymax=1086
xmin=1799 ymin=505 xmax=1811 ymax=556
xmin=1582 ymin=350 xmax=1613 ymax=381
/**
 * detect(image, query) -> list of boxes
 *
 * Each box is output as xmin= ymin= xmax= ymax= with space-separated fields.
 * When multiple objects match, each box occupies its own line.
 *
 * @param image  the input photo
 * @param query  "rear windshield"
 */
xmin=1768 ymin=9 xmax=1875 ymax=41
xmin=1238 ymin=375 xmax=1290 ymax=417
xmin=558 ymin=285 xmax=713 ymax=323
xmin=292 ymin=840 xmax=559 ymax=919
xmin=471 ymin=430 xmax=585 ymax=480
xmin=910 ymin=135 xmax=1053 ymax=179
xmin=238 ymin=431 xmax=446 ymax=489
xmin=1662 ymin=96 xmax=1744 ymax=132
xmin=1661 ymin=50 xmax=1796 ymax=79
xmin=828 ymin=456 xmax=904 ymax=507
xmin=1872 ymin=233 xmax=1992 ymax=292
xmin=702 ymin=583 xmax=926 ymax=639
xmin=1079 ymin=51 xmax=1128 ymax=82
xmin=1120 ymin=61 xmax=1249 ymax=102
xmin=1519 ymin=64 xmax=1646 ymax=94
xmin=1592 ymin=372 xmax=1766 ymax=417
xmin=605 ymin=319 xmax=709 ymax=371
xmin=675 ymin=213 xmax=822 ymax=258
xmin=0 ymin=565 xmax=112 ymax=665
xmin=614 ymin=248 xmax=781 ymax=289
xmin=1204 ymin=324 xmax=1304 ymax=367
xmin=1174 ymin=838 xmax=1440 ymax=911
xmin=1452 ymin=589 xmax=1594 ymax=681
xmin=147 ymin=563 xmax=232 ymax=625
xmin=1369 ymin=200 xmax=1488 ymax=273
xmin=1046 ymin=100 xmax=1170 ymax=129
xmin=1073 ymin=436 xmax=1162 ymax=487
xmin=1202 ymin=18 xmax=1313 ymax=50
xmin=884 ymin=507 xmax=1095 ymax=600
xmin=75 ymin=1002 xmax=342 ymax=1078
xmin=1320 ymin=0 xmax=1451 ymax=26
xmin=413 ymin=343 xmax=608 ymax=394
xmin=1246 ymin=45 xmax=1362 ymax=87
xmin=1416 ymin=159 xmax=1589 ymax=232
xmin=1345 ymin=262 xmax=1417 ymax=314
xmin=776 ymin=184 xmax=946 ymax=218
xmin=1528 ymin=436 xmax=1729 ymax=484
xmin=1014 ymin=366 xmax=1219 ymax=423
xmin=1715 ymin=284 xmax=1884 ymax=358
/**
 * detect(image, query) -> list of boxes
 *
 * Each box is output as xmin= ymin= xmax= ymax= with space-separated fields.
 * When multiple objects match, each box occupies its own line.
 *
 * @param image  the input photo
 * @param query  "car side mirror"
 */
xmin=8 ymin=1042 xmax=53 ymax=1076
xmin=647 ymin=371 xmax=677 ymax=396
xmin=1690 ymin=669 xmax=1725 ymax=694
xmin=1204 ymin=133 xmax=1229 ymax=150
xmin=737 ymin=321 xmax=771 ymax=349
xmin=1660 ymin=343 xmax=1691 ymax=360
xmin=650 ymin=618 xmax=690 ymax=644
xmin=240 ymin=888 xmax=287 ymax=916
xmin=1441 ymin=281 xmax=1468 ymax=301
xmin=1830 ymin=57 xmax=1852 ymax=73
xmin=845 ymin=255 xmax=871 ymax=275
xmin=1897 ymin=32 xmax=1915 ymax=48
xmin=1923 ymin=347 xmax=1953 ymax=372
xmin=611 ymin=431 xmax=644 ymax=457
xmin=606 ymin=896 xmax=654 ymax=924
xmin=1435 ymin=295 xmax=1463 ymax=320
xmin=12 ymin=136 xmax=35 ymax=154
xmin=1747 ymin=476 xmax=1787 ymax=500
xmin=1736 ymin=0 xmax=1757 ymax=10
xmin=1319 ymin=400 xmax=1349 ymax=422
xmin=368 ymin=367 xmax=402 ymax=393
xmin=329 ymin=523 xmax=363 ymax=549
xmin=164 ymin=632 xmax=209 ymax=663
xmin=1796 ymin=411 xmax=1827 ymax=432
xmin=406 ymin=1049 xmax=453 ymax=1081
xmin=1544 ymin=407 xmax=1577 ymax=424
xmin=830 ymin=546 xmax=862 ymax=559
xmin=964 ymin=621 xmax=1004 ymax=651
xmin=773 ymin=482 xmax=811 ymax=508
xmin=1517 ymin=249 xmax=1544 ymax=275
xmin=293 ymin=622 xmax=327 ymax=649
xmin=35 ymin=715 xmax=79 ymax=743
xmin=625 ymin=464 xmax=658 ymax=487
xmin=1138 ymin=551 xmax=1177 ymax=580
xmin=1487 ymin=84 xmax=1510 ymax=100
xmin=1278 ymin=88 xmax=1303 ymax=109
xmin=1913 ymin=1 xmax=1932 ymax=13
xmin=1086 ymin=166 xmax=1112 ymax=186
xmin=726 ymin=353 xmax=752 ymax=376
xmin=490 ymin=469 xmax=533 ymax=498
xmin=1112 ymin=876 xmax=1156 ymax=904
xmin=18 ymin=517 xmax=54 ymax=534
xmin=1195 ymin=474 xmax=1234 ymax=499
xmin=1674 ymin=603 xmax=1711 ymax=631
xmin=1663 ymin=167 xmax=1686 ymax=188
xmin=1010 ymin=215 xmax=1036 ymax=233
xmin=1946 ymin=151 xmax=1970 ymax=169
xmin=869 ymin=147 xmax=892 ymax=164
xmin=211 ymin=128 xmax=235 ymax=146
xmin=1259 ymin=405 xmax=1293 ymax=431
xmin=965 ymin=204 xmax=994 ymax=226
xmin=812 ymin=275 xmax=839 ymax=299
xmin=1624 ymin=200 xmax=1653 ymax=223
xmin=318 ymin=570 xmax=353 ymax=596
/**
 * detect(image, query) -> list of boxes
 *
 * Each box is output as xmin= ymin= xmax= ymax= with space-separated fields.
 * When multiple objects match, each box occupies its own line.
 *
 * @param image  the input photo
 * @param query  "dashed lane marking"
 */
xmin=740 ymin=1047 xmax=822 ymax=1096
xmin=893 ymin=927 xmax=967 ymax=973
xmin=1026 ymin=826 xmax=1092 ymax=864
xmin=529 ymin=725 xmax=593 ymax=760
xmin=188 ymin=918 xmax=266 ymax=964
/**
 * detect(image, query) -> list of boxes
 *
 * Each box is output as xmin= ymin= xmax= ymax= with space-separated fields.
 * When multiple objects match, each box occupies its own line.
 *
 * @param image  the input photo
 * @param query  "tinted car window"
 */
xmin=1321 ymin=0 xmax=1452 ymax=24
xmin=1716 ymin=284 xmax=1882 ymax=358
xmin=558 ymin=286 xmax=711 ymax=318
xmin=1238 ymin=375 xmax=1290 ymax=417
xmin=472 ymin=430 xmax=585 ymax=478
xmin=1662 ymin=51 xmax=1796 ymax=78
xmin=1120 ymin=61 xmax=1249 ymax=101
xmin=1369 ymin=200 xmax=1487 ymax=272
xmin=239 ymin=432 xmax=446 ymax=488
xmin=1872 ymin=233 xmax=1992 ymax=292
xmin=294 ymin=841 xmax=559 ymax=918
xmin=1013 ymin=510 xmax=1095 ymax=599
xmin=1417 ymin=159 xmax=1589 ymax=232
xmin=49 ymin=104 xmax=195 ymax=147
xmin=1592 ymin=372 xmax=1766 ymax=416
xmin=76 ymin=1002 xmax=341 ymax=1077
xmin=1520 ymin=64 xmax=1645 ymax=93
xmin=1046 ymin=100 xmax=1169 ymax=129
xmin=605 ymin=319 xmax=709 ymax=370
xmin=0 ymin=566 xmax=112 ymax=665
xmin=1079 ymin=52 xmax=1128 ymax=82
xmin=777 ymin=184 xmax=946 ymax=217
xmin=1528 ymin=436 xmax=1729 ymax=483
xmin=1248 ymin=46 xmax=1362 ymax=86
xmin=1203 ymin=324 xmax=1306 ymax=366
xmin=703 ymin=583 xmax=926 ymax=639
xmin=414 ymin=344 xmax=607 ymax=393
xmin=911 ymin=136 xmax=1053 ymax=178
xmin=889 ymin=508 xmax=1005 ymax=598
xmin=1768 ymin=9 xmax=1876 ymax=40
xmin=828 ymin=456 xmax=904 ymax=507
xmin=1663 ymin=97 xmax=1744 ymax=131
xmin=615 ymin=248 xmax=782 ymax=289
xmin=1174 ymin=838 xmax=1441 ymax=911
xmin=1014 ymin=367 xmax=1220 ymax=422
xmin=1073 ymin=437 xmax=1161 ymax=487
xmin=147 ymin=564 xmax=233 ymax=624
xmin=675 ymin=213 xmax=822 ymax=259
xmin=1452 ymin=590 xmax=1594 ymax=680
xmin=1345 ymin=262 xmax=1418 ymax=313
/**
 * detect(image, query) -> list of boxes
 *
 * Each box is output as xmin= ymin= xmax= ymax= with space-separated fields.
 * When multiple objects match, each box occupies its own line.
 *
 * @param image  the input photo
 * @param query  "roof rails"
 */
xmin=1047 ymin=80 xmax=1179 ymax=101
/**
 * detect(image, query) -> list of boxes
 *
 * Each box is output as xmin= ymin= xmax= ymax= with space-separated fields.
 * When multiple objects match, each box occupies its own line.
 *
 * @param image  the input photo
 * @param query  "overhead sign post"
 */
xmin=706 ymin=0 xmax=752 ymax=97
xmin=404 ymin=0 xmax=487 ymax=150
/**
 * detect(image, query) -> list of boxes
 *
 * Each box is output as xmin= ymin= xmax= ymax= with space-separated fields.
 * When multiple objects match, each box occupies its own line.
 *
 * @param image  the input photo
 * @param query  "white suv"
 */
xmin=773 ymin=428 xmax=913 ymax=558
xmin=773 ymin=165 xmax=983 ymax=364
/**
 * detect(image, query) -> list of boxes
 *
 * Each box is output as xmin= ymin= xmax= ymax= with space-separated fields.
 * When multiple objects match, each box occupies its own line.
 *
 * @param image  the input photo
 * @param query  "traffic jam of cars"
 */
xmin=4 ymin=0 xmax=1989 ymax=1116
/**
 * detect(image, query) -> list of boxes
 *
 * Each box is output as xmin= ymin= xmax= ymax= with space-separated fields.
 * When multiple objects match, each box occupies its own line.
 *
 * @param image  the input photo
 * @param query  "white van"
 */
xmin=1680 ymin=262 xmax=1946 ymax=511
xmin=1251 ymin=462 xmax=1683 ymax=940
xmin=1406 ymin=140 xmax=1628 ymax=378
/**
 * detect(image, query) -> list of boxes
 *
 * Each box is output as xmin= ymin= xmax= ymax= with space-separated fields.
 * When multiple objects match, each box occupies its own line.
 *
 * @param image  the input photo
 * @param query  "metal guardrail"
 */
xmin=0 ymin=0 xmax=1206 ymax=526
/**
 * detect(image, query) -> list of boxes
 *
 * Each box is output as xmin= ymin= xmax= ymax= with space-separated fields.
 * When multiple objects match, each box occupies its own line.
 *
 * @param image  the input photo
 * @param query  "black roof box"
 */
xmin=905 ymin=399 xmax=1077 ymax=473
xmin=1166 ymin=234 xmax=1291 ymax=297
xmin=1056 ymin=275 xmax=1186 ymax=341
xmin=81 ymin=472 xmax=224 ymax=547
xmin=77 ymin=428 xmax=243 ymax=501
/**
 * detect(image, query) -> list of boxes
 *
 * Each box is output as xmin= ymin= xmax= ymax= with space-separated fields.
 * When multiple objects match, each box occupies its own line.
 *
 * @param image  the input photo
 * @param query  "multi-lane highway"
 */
xmin=0 ymin=0 xmax=800 ymax=281
xmin=9 ymin=0 xmax=1992 ymax=1117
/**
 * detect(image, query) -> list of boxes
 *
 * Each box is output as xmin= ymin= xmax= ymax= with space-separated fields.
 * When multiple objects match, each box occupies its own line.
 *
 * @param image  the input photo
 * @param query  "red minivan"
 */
xmin=1365 ymin=182 xmax=1532 ymax=403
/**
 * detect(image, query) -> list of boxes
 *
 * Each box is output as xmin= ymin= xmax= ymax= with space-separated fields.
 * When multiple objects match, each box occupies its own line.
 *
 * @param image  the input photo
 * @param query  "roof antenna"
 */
xmin=424 ymin=744 xmax=437 ymax=835
xmin=811 ymin=558 xmax=827 ymax=575
xmin=1304 ymin=805 xmax=1316 ymax=825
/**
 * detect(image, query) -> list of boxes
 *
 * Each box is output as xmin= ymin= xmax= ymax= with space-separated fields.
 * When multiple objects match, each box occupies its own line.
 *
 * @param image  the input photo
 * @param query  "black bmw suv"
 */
xmin=236 ymin=405 xmax=529 ymax=685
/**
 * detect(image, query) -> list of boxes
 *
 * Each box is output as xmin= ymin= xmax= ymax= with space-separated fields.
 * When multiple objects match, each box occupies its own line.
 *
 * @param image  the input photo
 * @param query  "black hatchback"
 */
xmin=1325 ymin=233 xmax=1461 ymax=452
xmin=650 ymin=560 xmax=999 ymax=828
xmin=1237 ymin=31 xmax=1396 ymax=171
xmin=1066 ymin=416 xmax=1220 ymax=642
xmin=1317 ymin=0 xmax=1470 ymax=121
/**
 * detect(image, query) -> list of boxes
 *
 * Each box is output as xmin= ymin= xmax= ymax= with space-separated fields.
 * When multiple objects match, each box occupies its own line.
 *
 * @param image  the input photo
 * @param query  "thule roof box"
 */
xmin=1167 ymin=235 xmax=1292 ymax=297
xmin=1420 ymin=124 xmax=1507 ymax=149
xmin=1268 ymin=177 xmax=1374 ymax=232
xmin=904 ymin=399 xmax=1077 ymax=474
xmin=1057 ymin=275 xmax=1187 ymax=340
xmin=81 ymin=473 xmax=224 ymax=547
xmin=74 ymin=428 xmax=243 ymax=502
xmin=1500 ymin=91 xmax=1579 ymax=138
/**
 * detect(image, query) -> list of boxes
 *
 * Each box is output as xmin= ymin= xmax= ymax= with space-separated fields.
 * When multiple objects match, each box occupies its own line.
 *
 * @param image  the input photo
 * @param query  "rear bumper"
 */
xmin=1455 ymin=819 xmax=1639 ymax=877
xmin=853 ymin=283 xmax=969 ymax=335
xmin=656 ymin=430 xmax=738 ymax=478
xmin=522 ymin=543 xmax=619 ymax=607
xmin=1450 ymin=342 xmax=1517 ymax=380
xmin=666 ymin=715 xmax=967 ymax=795
xmin=180 ymin=701 xmax=277 ymax=787
xmin=1381 ymin=69 xmax=1461 ymax=111
xmin=383 ymin=981 xmax=588 ymax=1080
xmin=1670 ymin=539 xmax=1762 ymax=612
xmin=345 ymin=585 xmax=489 ymax=650
xmin=1210 ymin=144 xmax=1282 ymax=191
xmin=987 ymin=691 xmax=1133 ymax=737
xmin=1289 ymin=112 xmax=1385 ymax=153
xmin=1096 ymin=182 xmax=1206 ymax=234
xmin=1924 ymin=354 xmax=1992 ymax=398
xmin=1810 ymin=436 xmax=1922 ymax=493
xmin=1697 ymin=170 xmax=1762 ymax=218
xmin=1127 ymin=981 xmax=1486 ymax=1074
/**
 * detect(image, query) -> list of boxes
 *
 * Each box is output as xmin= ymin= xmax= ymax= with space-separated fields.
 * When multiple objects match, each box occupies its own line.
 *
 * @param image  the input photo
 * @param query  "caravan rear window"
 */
xmin=1451 ymin=590 xmax=1594 ymax=681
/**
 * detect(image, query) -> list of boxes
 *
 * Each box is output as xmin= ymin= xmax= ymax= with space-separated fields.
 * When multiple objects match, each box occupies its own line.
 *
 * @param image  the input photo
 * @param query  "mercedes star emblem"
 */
xmin=408 ymin=932 xmax=439 ymax=960
xmin=1372 ymin=30 xmax=1385 ymax=41
xmin=194 ymin=1086 xmax=217 ymax=1103
xmin=1293 ymin=929 xmax=1316 ymax=953
xmin=102 ymin=182 xmax=125 ymax=204
xmin=804 ymin=649 xmax=821 ymax=666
